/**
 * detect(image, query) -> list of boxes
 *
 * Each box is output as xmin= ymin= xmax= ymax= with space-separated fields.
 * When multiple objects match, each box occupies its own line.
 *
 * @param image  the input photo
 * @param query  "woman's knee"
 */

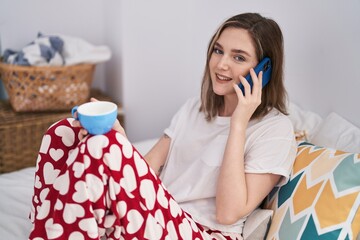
xmin=46 ymin=118 xmax=77 ymax=133
xmin=41 ymin=118 xmax=81 ymax=150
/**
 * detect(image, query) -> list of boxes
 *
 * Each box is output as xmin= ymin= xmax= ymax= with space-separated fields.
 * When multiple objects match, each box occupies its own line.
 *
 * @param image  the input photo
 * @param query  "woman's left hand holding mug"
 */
xmin=72 ymin=98 xmax=127 ymax=140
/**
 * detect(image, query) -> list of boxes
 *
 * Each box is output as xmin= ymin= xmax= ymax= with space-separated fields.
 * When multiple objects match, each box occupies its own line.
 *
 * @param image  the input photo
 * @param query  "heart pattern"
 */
xmin=65 ymin=148 xmax=79 ymax=166
xmin=166 ymin=221 xmax=178 ymax=240
xmin=87 ymin=135 xmax=109 ymax=159
xmin=83 ymin=155 xmax=91 ymax=169
xmin=39 ymin=135 xmax=51 ymax=154
xmin=73 ymin=180 xmax=88 ymax=203
xmin=155 ymin=209 xmax=165 ymax=228
xmin=72 ymin=162 xmax=85 ymax=178
xmin=113 ymin=226 xmax=122 ymax=239
xmin=39 ymin=188 xmax=49 ymax=202
xmin=104 ymin=215 xmax=117 ymax=228
xmin=157 ymin=186 xmax=169 ymax=209
xmin=108 ymin=176 xmax=121 ymax=200
xmin=93 ymin=209 xmax=105 ymax=223
xmin=55 ymin=125 xmax=75 ymax=147
xmin=63 ymin=203 xmax=85 ymax=224
xmin=36 ymin=200 xmax=51 ymax=220
xmin=120 ymin=164 xmax=137 ymax=198
xmin=104 ymin=144 xmax=122 ymax=171
xmin=115 ymin=132 xmax=133 ymax=159
xmin=79 ymin=218 xmax=98 ymax=238
xmin=140 ymin=179 xmax=156 ymax=210
xmin=55 ymin=199 xmax=63 ymax=210
xmin=30 ymin=119 xmax=218 ymax=240
xmin=116 ymin=201 xmax=127 ymax=219
xmin=69 ymin=231 xmax=84 ymax=240
xmin=45 ymin=218 xmax=64 ymax=239
xmin=144 ymin=214 xmax=163 ymax=240
xmin=43 ymin=162 xmax=60 ymax=185
xmin=126 ymin=209 xmax=144 ymax=234
xmin=53 ymin=170 xmax=70 ymax=195
xmin=134 ymin=151 xmax=148 ymax=177
xmin=179 ymin=218 xmax=193 ymax=239
xmin=49 ymin=148 xmax=64 ymax=161
xmin=169 ymin=198 xmax=182 ymax=218
xmin=85 ymin=173 xmax=104 ymax=203
xmin=34 ymin=175 xmax=42 ymax=189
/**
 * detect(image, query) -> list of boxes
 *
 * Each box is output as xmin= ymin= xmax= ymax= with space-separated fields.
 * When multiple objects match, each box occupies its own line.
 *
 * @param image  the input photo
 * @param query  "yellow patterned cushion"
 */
xmin=264 ymin=142 xmax=360 ymax=240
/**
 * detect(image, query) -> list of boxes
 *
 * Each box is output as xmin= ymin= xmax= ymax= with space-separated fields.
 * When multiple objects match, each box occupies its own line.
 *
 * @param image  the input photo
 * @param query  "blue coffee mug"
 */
xmin=71 ymin=101 xmax=118 ymax=135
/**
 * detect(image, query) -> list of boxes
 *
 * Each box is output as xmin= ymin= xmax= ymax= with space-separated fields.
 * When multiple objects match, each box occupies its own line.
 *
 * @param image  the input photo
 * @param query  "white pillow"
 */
xmin=243 ymin=208 xmax=273 ymax=240
xmin=311 ymin=112 xmax=360 ymax=153
xmin=287 ymin=102 xmax=323 ymax=140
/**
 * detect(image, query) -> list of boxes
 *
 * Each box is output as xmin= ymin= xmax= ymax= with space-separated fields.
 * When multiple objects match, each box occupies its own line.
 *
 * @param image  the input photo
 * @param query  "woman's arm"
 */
xmin=216 ymin=70 xmax=281 ymax=224
xmin=143 ymin=134 xmax=171 ymax=176
xmin=216 ymin=126 xmax=281 ymax=224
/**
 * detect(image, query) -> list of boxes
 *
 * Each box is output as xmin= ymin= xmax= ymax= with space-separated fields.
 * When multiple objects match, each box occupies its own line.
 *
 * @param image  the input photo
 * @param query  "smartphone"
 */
xmin=238 ymin=57 xmax=272 ymax=95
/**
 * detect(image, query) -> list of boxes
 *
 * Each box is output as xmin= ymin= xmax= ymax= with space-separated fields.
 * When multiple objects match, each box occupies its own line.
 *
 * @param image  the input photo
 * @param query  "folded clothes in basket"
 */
xmin=4 ymin=33 xmax=64 ymax=66
xmin=3 ymin=33 xmax=111 ymax=66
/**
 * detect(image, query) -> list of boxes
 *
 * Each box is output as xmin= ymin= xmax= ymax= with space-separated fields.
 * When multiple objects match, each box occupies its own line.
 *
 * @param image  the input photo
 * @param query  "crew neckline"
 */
xmin=214 ymin=115 xmax=231 ymax=125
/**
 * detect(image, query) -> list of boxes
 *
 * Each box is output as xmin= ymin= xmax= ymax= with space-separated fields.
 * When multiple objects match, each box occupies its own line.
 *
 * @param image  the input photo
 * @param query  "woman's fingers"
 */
xmin=72 ymin=120 xmax=81 ymax=128
xmin=80 ymin=128 xmax=88 ymax=136
xmin=233 ymin=83 xmax=244 ymax=99
xmin=238 ymin=68 xmax=263 ymax=98
xmin=251 ymin=70 xmax=263 ymax=99
xmin=237 ymin=68 xmax=254 ymax=98
xmin=72 ymin=111 xmax=81 ymax=128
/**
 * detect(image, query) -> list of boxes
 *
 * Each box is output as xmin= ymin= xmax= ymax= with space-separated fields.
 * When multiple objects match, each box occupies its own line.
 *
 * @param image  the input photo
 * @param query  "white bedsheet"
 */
xmin=0 ymin=167 xmax=34 ymax=239
xmin=0 ymin=138 xmax=157 ymax=240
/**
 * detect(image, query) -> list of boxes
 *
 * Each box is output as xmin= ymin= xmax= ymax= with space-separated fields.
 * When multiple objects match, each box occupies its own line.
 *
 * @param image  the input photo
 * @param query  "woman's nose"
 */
xmin=217 ymin=56 xmax=230 ymax=70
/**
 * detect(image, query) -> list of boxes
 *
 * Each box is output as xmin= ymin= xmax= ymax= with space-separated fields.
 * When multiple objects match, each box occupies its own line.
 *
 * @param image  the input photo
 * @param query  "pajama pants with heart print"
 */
xmin=29 ymin=118 xmax=243 ymax=240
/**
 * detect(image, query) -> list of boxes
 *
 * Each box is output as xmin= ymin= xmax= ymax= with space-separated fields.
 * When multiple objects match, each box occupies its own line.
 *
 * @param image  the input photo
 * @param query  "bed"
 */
xmin=1 ymin=103 xmax=359 ymax=240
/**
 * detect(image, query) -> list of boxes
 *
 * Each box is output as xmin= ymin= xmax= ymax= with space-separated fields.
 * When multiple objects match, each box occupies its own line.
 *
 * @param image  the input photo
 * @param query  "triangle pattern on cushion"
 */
xmin=300 ymin=215 xmax=341 ymax=240
xmin=310 ymin=150 xmax=347 ymax=182
xmin=315 ymin=181 xmax=358 ymax=228
xmin=278 ymin=173 xmax=302 ymax=208
xmin=292 ymin=176 xmax=323 ymax=215
xmin=333 ymin=154 xmax=360 ymax=192
xmin=293 ymin=146 xmax=324 ymax=175
xmin=278 ymin=209 xmax=306 ymax=240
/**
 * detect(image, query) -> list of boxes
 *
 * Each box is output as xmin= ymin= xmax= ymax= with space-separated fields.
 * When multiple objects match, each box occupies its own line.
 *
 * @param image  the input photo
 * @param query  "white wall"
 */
xmin=102 ymin=0 xmax=123 ymax=104
xmin=1 ymin=0 xmax=359 ymax=142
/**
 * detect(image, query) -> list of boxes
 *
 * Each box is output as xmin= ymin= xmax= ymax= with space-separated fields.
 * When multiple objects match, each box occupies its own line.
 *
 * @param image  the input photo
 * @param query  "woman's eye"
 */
xmin=234 ymin=56 xmax=245 ymax=62
xmin=213 ymin=48 xmax=223 ymax=54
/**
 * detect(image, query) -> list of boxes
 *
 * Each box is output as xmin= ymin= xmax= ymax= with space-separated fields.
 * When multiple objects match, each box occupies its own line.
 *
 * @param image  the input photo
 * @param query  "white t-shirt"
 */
xmin=160 ymin=97 xmax=297 ymax=233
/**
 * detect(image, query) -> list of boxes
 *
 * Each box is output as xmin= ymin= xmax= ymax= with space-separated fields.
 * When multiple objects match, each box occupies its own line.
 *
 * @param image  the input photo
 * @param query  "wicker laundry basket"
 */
xmin=0 ymin=62 xmax=95 ymax=112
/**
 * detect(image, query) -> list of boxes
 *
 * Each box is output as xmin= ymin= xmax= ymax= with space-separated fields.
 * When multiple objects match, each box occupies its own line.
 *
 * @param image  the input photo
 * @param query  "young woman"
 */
xmin=29 ymin=13 xmax=296 ymax=240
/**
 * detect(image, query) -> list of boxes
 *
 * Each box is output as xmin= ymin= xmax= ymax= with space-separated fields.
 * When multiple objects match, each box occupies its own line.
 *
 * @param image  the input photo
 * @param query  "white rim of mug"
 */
xmin=77 ymin=101 xmax=117 ymax=116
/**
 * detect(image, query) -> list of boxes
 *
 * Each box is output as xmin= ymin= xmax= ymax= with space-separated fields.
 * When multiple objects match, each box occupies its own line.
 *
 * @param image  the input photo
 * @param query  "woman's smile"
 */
xmin=215 ymin=73 xmax=233 ymax=82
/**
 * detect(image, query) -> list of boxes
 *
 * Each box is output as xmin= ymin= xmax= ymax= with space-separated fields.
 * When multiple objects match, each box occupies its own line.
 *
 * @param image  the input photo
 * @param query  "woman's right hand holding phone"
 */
xmin=231 ymin=68 xmax=263 ymax=128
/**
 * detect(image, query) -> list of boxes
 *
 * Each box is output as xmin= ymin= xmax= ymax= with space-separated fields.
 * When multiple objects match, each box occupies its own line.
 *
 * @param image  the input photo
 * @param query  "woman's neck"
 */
xmin=219 ymin=95 xmax=238 ymax=117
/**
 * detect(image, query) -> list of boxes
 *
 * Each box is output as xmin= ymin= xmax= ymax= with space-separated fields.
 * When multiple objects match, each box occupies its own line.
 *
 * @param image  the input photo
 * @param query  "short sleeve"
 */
xmin=164 ymin=97 xmax=198 ymax=139
xmin=244 ymin=115 xmax=297 ymax=186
